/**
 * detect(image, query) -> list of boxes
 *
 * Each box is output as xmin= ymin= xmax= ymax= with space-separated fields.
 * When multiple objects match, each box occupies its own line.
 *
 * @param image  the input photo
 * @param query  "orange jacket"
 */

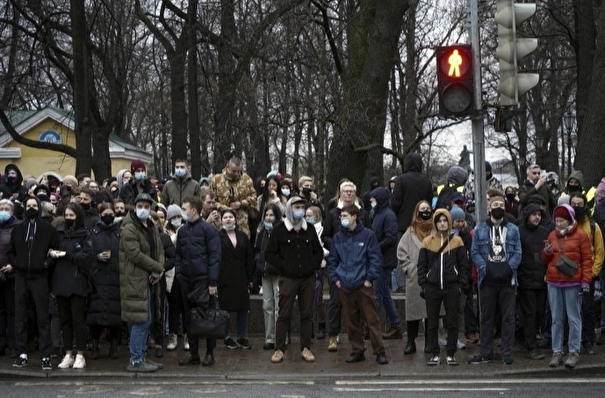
xmin=541 ymin=222 xmax=592 ymax=284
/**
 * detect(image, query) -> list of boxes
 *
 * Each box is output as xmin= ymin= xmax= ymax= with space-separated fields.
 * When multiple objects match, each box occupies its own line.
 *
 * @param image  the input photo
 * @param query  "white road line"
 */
xmin=335 ymin=378 xmax=605 ymax=385
xmin=335 ymin=388 xmax=508 ymax=392
xmin=15 ymin=380 xmax=314 ymax=387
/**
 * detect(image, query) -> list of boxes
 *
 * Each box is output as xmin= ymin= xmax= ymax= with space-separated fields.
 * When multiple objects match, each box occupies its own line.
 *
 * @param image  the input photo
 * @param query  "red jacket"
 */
xmin=541 ymin=222 xmax=592 ymax=284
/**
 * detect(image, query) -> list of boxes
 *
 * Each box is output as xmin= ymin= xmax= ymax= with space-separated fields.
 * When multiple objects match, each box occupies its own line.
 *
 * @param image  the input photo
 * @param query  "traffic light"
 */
xmin=436 ymin=45 xmax=474 ymax=117
xmin=495 ymin=0 xmax=539 ymax=106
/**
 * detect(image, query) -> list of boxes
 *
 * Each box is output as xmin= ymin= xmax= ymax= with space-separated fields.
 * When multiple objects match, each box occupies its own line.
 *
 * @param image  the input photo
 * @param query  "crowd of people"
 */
xmin=1 ymin=154 xmax=604 ymax=372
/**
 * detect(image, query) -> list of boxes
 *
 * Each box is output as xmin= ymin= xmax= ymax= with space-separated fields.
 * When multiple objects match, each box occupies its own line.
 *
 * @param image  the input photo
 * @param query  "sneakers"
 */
xmin=328 ymin=336 xmax=338 ymax=351
xmin=166 ymin=333 xmax=178 ymax=351
xmin=446 ymin=356 xmax=458 ymax=366
xmin=183 ymin=334 xmax=190 ymax=351
xmin=526 ymin=348 xmax=545 ymax=360
xmin=144 ymin=357 xmax=163 ymax=369
xmin=237 ymin=337 xmax=252 ymax=349
xmin=457 ymin=339 xmax=466 ymax=350
xmin=502 ymin=355 xmax=514 ymax=365
xmin=73 ymin=354 xmax=86 ymax=369
xmin=263 ymin=342 xmax=275 ymax=350
xmin=224 ymin=337 xmax=240 ymax=349
xmin=549 ymin=352 xmax=564 ymax=367
xmin=376 ymin=353 xmax=388 ymax=365
xmin=565 ymin=352 xmax=579 ymax=368
xmin=301 ymin=347 xmax=315 ymax=362
xmin=271 ymin=349 xmax=284 ymax=363
xmin=127 ymin=360 xmax=158 ymax=372
xmin=13 ymin=354 xmax=28 ymax=368
xmin=58 ymin=353 xmax=74 ymax=369
xmin=155 ymin=345 xmax=164 ymax=358
xmin=42 ymin=357 xmax=52 ymax=371
xmin=468 ymin=354 xmax=491 ymax=365
xmin=427 ymin=355 xmax=441 ymax=366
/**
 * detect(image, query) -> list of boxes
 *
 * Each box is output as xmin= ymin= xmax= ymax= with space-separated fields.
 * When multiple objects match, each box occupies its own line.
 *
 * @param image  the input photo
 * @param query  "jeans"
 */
xmin=261 ymin=274 xmax=280 ymax=343
xmin=57 ymin=295 xmax=88 ymax=351
xmin=464 ymin=285 xmax=478 ymax=335
xmin=314 ymin=269 xmax=326 ymax=324
xmin=374 ymin=268 xmax=401 ymax=327
xmin=327 ymin=281 xmax=342 ymax=336
xmin=128 ymin=287 xmax=154 ymax=364
xmin=548 ymin=284 xmax=582 ymax=353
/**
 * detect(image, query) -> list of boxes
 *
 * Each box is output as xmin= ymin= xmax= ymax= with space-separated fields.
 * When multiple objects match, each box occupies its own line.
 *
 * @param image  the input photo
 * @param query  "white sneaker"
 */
xmin=166 ymin=333 xmax=178 ymax=351
xmin=72 ymin=354 xmax=86 ymax=369
xmin=183 ymin=334 xmax=190 ymax=351
xmin=58 ymin=354 xmax=74 ymax=369
xmin=457 ymin=339 xmax=466 ymax=350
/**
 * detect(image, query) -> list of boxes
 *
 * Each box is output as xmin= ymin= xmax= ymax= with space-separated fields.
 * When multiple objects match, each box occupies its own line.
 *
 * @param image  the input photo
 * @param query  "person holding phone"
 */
xmin=518 ymin=164 xmax=556 ymax=216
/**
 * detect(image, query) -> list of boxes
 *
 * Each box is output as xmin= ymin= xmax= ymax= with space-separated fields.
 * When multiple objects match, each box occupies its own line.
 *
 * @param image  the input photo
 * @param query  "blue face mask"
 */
xmin=263 ymin=220 xmax=273 ymax=231
xmin=174 ymin=168 xmax=186 ymax=178
xmin=306 ymin=218 xmax=316 ymax=225
xmin=281 ymin=188 xmax=290 ymax=197
xmin=370 ymin=202 xmax=377 ymax=208
xmin=222 ymin=224 xmax=236 ymax=231
xmin=134 ymin=172 xmax=146 ymax=181
xmin=136 ymin=208 xmax=150 ymax=220
xmin=341 ymin=219 xmax=351 ymax=229
xmin=293 ymin=209 xmax=305 ymax=219
xmin=0 ymin=211 xmax=11 ymax=222
xmin=181 ymin=211 xmax=189 ymax=222
xmin=171 ymin=218 xmax=182 ymax=228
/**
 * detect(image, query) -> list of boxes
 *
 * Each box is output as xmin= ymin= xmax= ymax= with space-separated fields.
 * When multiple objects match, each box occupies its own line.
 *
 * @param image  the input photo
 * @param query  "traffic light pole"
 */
xmin=469 ymin=0 xmax=486 ymax=222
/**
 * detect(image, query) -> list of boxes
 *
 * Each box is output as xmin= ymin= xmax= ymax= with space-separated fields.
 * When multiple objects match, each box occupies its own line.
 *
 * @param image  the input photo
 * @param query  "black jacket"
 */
xmin=390 ymin=153 xmax=434 ymax=233
xmin=87 ymin=222 xmax=122 ymax=327
xmin=8 ymin=217 xmax=59 ymax=279
xmin=175 ymin=217 xmax=221 ymax=285
xmin=264 ymin=220 xmax=323 ymax=279
xmin=517 ymin=204 xmax=550 ymax=289
xmin=119 ymin=179 xmax=157 ymax=206
xmin=218 ymin=229 xmax=255 ymax=312
xmin=51 ymin=224 xmax=94 ymax=297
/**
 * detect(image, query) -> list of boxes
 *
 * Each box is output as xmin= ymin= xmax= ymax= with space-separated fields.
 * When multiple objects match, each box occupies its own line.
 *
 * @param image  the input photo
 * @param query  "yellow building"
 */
xmin=0 ymin=107 xmax=152 ymax=181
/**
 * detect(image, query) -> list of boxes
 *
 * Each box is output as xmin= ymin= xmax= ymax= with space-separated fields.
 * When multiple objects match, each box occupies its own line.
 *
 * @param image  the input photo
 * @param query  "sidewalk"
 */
xmin=2 ymin=335 xmax=605 ymax=380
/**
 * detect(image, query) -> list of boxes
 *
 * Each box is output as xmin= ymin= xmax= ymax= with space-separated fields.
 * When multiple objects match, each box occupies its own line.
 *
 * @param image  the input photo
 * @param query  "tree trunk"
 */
xmin=187 ymin=0 xmax=201 ymax=178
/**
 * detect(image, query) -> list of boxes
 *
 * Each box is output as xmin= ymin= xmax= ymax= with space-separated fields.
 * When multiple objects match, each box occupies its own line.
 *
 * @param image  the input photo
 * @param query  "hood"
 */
xmin=567 ymin=170 xmax=584 ymax=189
xmin=447 ymin=166 xmax=468 ymax=187
xmin=369 ymin=176 xmax=380 ymax=190
xmin=283 ymin=196 xmax=307 ymax=231
xmin=370 ymin=187 xmax=390 ymax=209
xmin=116 ymin=169 xmax=128 ymax=188
xmin=553 ymin=204 xmax=575 ymax=222
xmin=3 ymin=163 xmax=23 ymax=186
xmin=521 ymin=203 xmax=544 ymax=225
xmin=403 ymin=153 xmax=423 ymax=173
xmin=432 ymin=208 xmax=452 ymax=236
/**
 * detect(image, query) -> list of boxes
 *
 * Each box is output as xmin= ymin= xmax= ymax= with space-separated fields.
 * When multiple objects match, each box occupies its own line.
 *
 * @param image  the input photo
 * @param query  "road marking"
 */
xmin=335 ymin=378 xmax=605 ymax=385
xmin=335 ymin=387 xmax=508 ymax=392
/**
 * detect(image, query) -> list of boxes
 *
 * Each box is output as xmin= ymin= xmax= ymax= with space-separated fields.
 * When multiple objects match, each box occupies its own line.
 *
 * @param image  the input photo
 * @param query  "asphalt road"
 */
xmin=3 ymin=377 xmax=605 ymax=397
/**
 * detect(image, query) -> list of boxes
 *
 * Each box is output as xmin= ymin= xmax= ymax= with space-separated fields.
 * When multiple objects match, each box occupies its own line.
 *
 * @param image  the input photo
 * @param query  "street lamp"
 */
xmin=563 ymin=112 xmax=574 ymax=177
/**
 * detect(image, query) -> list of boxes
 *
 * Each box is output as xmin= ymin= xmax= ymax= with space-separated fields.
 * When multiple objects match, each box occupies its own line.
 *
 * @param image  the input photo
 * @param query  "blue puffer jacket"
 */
xmin=328 ymin=221 xmax=383 ymax=290
xmin=471 ymin=218 xmax=522 ymax=287
xmin=369 ymin=187 xmax=398 ymax=270
xmin=175 ymin=217 xmax=221 ymax=286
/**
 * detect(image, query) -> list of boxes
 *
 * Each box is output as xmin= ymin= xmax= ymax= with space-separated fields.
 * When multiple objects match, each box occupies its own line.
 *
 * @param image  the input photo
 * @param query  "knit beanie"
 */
xmin=166 ymin=204 xmax=182 ymax=220
xmin=131 ymin=159 xmax=146 ymax=173
xmin=450 ymin=205 xmax=466 ymax=221
xmin=553 ymin=205 xmax=574 ymax=222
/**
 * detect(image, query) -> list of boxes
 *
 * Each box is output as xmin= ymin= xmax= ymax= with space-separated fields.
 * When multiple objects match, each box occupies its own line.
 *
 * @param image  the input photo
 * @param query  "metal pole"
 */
xmin=561 ymin=125 xmax=565 ymax=178
xmin=469 ymin=0 xmax=486 ymax=222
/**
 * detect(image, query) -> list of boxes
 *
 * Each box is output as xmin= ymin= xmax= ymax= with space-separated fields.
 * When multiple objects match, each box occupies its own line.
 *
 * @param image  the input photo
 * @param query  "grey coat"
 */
xmin=397 ymin=229 xmax=426 ymax=321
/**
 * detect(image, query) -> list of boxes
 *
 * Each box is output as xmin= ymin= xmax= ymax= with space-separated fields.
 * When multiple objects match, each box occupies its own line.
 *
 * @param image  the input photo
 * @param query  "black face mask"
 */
xmin=64 ymin=219 xmax=75 ymax=229
xmin=302 ymin=187 xmax=312 ymax=197
xmin=419 ymin=210 xmax=432 ymax=221
xmin=6 ymin=176 xmax=16 ymax=184
xmin=80 ymin=203 xmax=91 ymax=211
xmin=491 ymin=207 xmax=505 ymax=220
xmin=115 ymin=211 xmax=125 ymax=217
xmin=567 ymin=184 xmax=581 ymax=193
xmin=572 ymin=206 xmax=586 ymax=221
xmin=506 ymin=194 xmax=515 ymax=201
xmin=25 ymin=208 xmax=39 ymax=220
xmin=101 ymin=215 xmax=115 ymax=225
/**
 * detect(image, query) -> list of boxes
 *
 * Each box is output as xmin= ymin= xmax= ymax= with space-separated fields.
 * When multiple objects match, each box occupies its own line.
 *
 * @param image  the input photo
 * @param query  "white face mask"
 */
xmin=136 ymin=208 xmax=150 ymax=220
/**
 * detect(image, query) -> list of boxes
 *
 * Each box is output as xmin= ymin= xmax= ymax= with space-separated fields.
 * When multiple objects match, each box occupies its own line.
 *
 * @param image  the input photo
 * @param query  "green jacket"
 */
xmin=161 ymin=172 xmax=200 ymax=206
xmin=119 ymin=212 xmax=165 ymax=324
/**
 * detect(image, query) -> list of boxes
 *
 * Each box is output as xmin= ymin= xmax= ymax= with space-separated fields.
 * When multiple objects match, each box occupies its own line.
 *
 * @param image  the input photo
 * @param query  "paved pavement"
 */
xmin=2 ymin=335 xmax=605 ymax=380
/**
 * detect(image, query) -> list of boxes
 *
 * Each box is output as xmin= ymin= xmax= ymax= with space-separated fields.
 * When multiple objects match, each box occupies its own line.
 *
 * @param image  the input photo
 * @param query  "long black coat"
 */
xmin=51 ymin=225 xmax=94 ymax=298
xmin=87 ymin=222 xmax=122 ymax=327
xmin=217 ymin=229 xmax=254 ymax=312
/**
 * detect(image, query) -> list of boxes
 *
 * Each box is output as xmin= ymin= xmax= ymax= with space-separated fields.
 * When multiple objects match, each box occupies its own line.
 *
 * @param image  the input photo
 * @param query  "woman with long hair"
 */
xmin=397 ymin=200 xmax=434 ymax=355
xmin=51 ymin=203 xmax=94 ymax=369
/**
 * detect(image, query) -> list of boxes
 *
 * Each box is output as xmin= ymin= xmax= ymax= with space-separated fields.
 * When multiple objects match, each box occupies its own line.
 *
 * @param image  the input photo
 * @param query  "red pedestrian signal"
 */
xmin=436 ymin=45 xmax=474 ymax=117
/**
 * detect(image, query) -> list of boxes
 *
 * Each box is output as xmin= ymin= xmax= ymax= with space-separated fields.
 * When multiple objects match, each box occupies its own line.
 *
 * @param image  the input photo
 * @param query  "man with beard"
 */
xmin=569 ymin=193 xmax=604 ymax=355
xmin=517 ymin=204 xmax=550 ymax=360
xmin=469 ymin=195 xmax=522 ymax=365
xmin=209 ymin=157 xmax=257 ymax=238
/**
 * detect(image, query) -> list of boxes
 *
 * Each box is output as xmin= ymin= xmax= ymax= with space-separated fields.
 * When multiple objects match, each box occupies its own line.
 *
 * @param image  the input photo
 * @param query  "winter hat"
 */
xmin=553 ymin=204 xmax=574 ymax=222
xmin=447 ymin=166 xmax=469 ymax=186
xmin=485 ymin=161 xmax=492 ymax=172
xmin=130 ymin=159 xmax=146 ymax=173
xmin=557 ymin=194 xmax=570 ymax=206
xmin=24 ymin=178 xmax=37 ymax=190
xmin=166 ymin=204 xmax=182 ymax=220
xmin=62 ymin=175 xmax=78 ymax=187
xmin=450 ymin=205 xmax=466 ymax=221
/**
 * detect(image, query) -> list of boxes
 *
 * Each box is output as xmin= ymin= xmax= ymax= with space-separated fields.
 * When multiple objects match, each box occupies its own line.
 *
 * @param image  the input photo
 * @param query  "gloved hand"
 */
xmin=594 ymin=280 xmax=602 ymax=301
xmin=581 ymin=282 xmax=590 ymax=296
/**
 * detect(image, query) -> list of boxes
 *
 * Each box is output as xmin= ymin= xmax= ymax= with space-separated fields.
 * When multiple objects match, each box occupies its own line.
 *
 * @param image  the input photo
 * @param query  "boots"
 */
xmin=404 ymin=340 xmax=417 ymax=355
xmin=382 ymin=326 xmax=403 ymax=340
xmin=90 ymin=339 xmax=100 ymax=360
xmin=316 ymin=323 xmax=326 ymax=340
xmin=109 ymin=339 xmax=118 ymax=359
